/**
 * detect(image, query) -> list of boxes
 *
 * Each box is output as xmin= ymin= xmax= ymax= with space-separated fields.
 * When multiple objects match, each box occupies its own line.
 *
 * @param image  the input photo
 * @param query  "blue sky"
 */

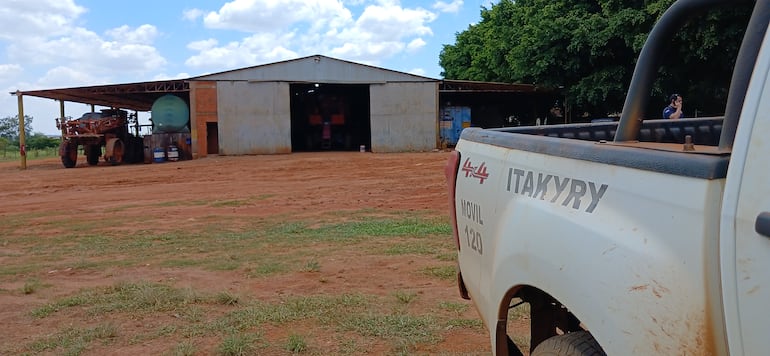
xmin=0 ymin=0 xmax=490 ymax=135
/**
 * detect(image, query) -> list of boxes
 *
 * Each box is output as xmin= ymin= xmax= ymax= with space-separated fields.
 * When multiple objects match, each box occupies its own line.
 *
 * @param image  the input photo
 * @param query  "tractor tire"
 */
xmin=105 ymin=138 xmax=124 ymax=165
xmin=60 ymin=142 xmax=77 ymax=168
xmin=531 ymin=331 xmax=606 ymax=356
xmin=86 ymin=145 xmax=101 ymax=166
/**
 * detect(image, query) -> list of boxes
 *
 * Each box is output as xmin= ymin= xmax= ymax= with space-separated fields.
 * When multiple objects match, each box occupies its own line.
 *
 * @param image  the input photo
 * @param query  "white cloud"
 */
xmin=0 ymin=0 xmax=86 ymax=40
xmin=407 ymin=38 xmax=427 ymax=52
xmin=183 ymin=8 xmax=204 ymax=21
xmin=5 ymin=25 xmax=166 ymax=84
xmin=327 ymin=4 xmax=436 ymax=61
xmin=0 ymin=64 xmax=23 ymax=82
xmin=202 ymin=0 xmax=353 ymax=33
xmin=186 ymin=0 xmax=437 ymax=68
xmin=152 ymin=72 xmax=192 ymax=81
xmin=433 ymin=0 xmax=463 ymax=13
xmin=185 ymin=33 xmax=298 ymax=70
xmin=105 ymin=24 xmax=159 ymax=45
xmin=187 ymin=39 xmax=219 ymax=52
xmin=37 ymin=66 xmax=109 ymax=89
xmin=409 ymin=68 xmax=427 ymax=76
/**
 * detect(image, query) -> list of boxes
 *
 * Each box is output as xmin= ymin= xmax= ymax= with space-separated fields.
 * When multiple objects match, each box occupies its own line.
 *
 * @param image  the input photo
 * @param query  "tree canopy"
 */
xmin=439 ymin=0 xmax=752 ymax=119
xmin=0 ymin=115 xmax=34 ymax=141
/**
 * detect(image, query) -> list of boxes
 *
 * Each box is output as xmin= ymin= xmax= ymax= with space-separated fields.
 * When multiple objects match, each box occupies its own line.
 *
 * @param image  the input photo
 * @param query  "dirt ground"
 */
xmin=0 ymin=152 xmax=510 ymax=355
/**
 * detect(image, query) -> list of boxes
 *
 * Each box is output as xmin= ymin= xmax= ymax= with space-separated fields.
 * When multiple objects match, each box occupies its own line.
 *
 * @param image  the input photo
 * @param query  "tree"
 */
xmin=439 ymin=0 xmax=751 ymax=118
xmin=26 ymin=133 xmax=60 ymax=150
xmin=0 ymin=115 xmax=34 ymax=141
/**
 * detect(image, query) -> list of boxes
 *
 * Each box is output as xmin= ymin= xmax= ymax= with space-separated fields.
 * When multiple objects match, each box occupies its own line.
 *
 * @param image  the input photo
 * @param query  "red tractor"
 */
xmin=56 ymin=109 xmax=143 ymax=168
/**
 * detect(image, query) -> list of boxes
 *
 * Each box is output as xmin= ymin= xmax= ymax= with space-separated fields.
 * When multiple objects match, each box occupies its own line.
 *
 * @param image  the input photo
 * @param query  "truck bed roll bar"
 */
xmin=614 ymin=0 xmax=769 ymax=149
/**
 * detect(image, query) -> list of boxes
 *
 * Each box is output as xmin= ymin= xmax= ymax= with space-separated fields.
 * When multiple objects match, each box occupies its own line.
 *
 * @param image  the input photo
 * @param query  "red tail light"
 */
xmin=444 ymin=150 xmax=461 ymax=250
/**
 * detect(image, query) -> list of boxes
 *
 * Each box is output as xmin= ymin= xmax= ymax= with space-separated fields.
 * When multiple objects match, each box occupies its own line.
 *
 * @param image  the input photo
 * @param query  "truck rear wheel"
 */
xmin=60 ymin=142 xmax=77 ymax=168
xmin=86 ymin=145 xmax=101 ymax=166
xmin=531 ymin=331 xmax=605 ymax=356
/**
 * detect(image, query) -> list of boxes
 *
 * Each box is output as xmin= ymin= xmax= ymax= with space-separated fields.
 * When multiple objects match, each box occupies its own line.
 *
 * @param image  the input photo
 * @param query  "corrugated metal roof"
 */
xmin=14 ymin=80 xmax=189 ymax=112
xmin=190 ymin=54 xmax=439 ymax=83
xmin=13 ymin=55 xmax=544 ymax=110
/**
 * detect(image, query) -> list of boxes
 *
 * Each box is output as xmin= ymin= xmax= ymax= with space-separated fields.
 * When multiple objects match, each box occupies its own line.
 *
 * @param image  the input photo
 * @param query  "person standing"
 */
xmin=663 ymin=94 xmax=684 ymax=119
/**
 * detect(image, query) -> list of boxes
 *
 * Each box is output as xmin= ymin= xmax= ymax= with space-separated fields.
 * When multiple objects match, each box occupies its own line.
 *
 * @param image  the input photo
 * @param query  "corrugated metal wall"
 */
xmin=217 ymin=81 xmax=291 ymax=154
xmin=369 ymin=82 xmax=438 ymax=152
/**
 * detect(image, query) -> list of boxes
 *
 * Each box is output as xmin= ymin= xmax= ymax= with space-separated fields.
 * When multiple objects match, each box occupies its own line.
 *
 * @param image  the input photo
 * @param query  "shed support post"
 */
xmin=15 ymin=91 xmax=27 ymax=170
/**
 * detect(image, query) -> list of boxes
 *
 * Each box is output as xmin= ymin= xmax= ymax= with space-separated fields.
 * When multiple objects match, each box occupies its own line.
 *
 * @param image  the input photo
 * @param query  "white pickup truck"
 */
xmin=445 ymin=0 xmax=770 ymax=355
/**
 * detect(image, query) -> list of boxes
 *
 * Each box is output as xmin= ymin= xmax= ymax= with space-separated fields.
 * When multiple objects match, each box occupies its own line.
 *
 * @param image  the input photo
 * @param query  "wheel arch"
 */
xmin=493 ymin=285 xmax=607 ymax=356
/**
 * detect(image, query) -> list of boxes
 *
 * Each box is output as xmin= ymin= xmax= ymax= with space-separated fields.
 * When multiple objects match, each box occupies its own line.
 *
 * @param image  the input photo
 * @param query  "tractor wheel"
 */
xmin=60 ymin=142 xmax=77 ymax=168
xmin=86 ymin=145 xmax=101 ymax=166
xmin=105 ymin=138 xmax=124 ymax=165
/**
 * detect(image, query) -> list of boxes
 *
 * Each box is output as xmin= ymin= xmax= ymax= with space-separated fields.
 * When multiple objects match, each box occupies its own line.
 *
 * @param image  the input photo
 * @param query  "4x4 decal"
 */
xmin=461 ymin=158 xmax=489 ymax=184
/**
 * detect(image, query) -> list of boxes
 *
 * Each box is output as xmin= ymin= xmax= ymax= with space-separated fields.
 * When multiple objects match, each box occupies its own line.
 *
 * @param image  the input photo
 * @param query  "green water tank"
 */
xmin=152 ymin=94 xmax=190 ymax=133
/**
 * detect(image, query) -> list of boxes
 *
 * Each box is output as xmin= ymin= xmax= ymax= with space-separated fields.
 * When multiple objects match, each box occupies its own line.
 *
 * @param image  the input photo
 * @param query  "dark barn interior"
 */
xmin=290 ymin=83 xmax=371 ymax=152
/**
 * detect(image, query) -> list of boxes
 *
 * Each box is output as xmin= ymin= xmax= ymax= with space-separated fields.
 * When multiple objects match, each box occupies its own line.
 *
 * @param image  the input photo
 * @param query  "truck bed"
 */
xmin=460 ymin=117 xmax=729 ymax=179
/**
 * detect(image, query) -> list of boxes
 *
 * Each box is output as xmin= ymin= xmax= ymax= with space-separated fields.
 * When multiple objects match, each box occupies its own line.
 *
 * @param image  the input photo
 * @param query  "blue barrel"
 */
xmin=153 ymin=147 xmax=165 ymax=163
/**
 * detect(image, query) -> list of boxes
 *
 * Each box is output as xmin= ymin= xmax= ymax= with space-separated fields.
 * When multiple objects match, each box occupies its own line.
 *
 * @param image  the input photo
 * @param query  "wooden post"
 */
xmin=15 ymin=90 xmax=26 ymax=170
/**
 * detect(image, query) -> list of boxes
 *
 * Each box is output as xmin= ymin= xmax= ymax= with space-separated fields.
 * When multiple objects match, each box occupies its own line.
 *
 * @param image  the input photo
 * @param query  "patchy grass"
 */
xmin=284 ymin=333 xmax=308 ymax=353
xmin=218 ymin=333 xmax=264 ymax=356
xmin=421 ymin=265 xmax=456 ymax=281
xmin=2 ymin=210 xmax=487 ymax=355
xmin=0 ymin=214 xmax=453 ymax=280
xmin=393 ymin=290 xmax=417 ymax=305
xmin=27 ymin=323 xmax=118 ymax=355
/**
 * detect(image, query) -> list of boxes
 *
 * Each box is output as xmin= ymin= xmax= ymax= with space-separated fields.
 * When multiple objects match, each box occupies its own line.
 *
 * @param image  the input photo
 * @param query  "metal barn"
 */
xmin=189 ymin=55 xmax=440 ymax=157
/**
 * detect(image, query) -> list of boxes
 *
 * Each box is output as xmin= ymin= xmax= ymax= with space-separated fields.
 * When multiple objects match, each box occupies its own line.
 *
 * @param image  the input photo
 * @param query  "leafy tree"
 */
xmin=26 ymin=133 xmax=60 ymax=150
xmin=0 ymin=115 xmax=34 ymax=141
xmin=0 ymin=136 xmax=9 ymax=155
xmin=440 ymin=0 xmax=751 ymax=118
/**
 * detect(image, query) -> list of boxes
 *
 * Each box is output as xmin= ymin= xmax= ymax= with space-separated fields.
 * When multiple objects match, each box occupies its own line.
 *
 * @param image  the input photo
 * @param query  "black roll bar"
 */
xmin=614 ymin=0 xmax=767 ymax=146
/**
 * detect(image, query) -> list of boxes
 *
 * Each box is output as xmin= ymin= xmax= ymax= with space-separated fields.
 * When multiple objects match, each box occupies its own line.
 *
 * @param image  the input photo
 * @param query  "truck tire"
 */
xmin=86 ymin=145 xmax=101 ymax=166
xmin=531 ymin=331 xmax=606 ymax=356
xmin=105 ymin=138 xmax=124 ymax=165
xmin=60 ymin=142 xmax=77 ymax=168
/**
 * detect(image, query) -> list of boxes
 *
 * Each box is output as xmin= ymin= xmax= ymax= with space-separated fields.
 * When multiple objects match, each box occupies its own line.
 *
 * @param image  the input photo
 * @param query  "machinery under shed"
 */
xmin=17 ymin=80 xmax=192 ymax=168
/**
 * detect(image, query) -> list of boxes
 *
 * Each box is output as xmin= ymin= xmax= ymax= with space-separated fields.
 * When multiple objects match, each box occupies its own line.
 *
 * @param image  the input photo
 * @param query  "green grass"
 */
xmin=27 ymin=323 xmax=118 ymax=354
xmin=0 ymin=214 xmax=453 ymax=281
xmin=31 ymin=282 xmax=203 ymax=318
xmin=284 ymin=334 xmax=308 ymax=353
xmin=438 ymin=301 xmax=469 ymax=314
xmin=339 ymin=313 xmax=440 ymax=344
xmin=215 ymin=292 xmax=239 ymax=306
xmin=20 ymin=279 xmax=478 ymax=355
xmin=0 ymin=148 xmax=58 ymax=162
xmin=393 ymin=290 xmax=417 ymax=305
xmin=421 ymin=265 xmax=456 ymax=281
xmin=5 ymin=212 xmax=479 ymax=355
xmin=301 ymin=259 xmax=321 ymax=272
xmin=248 ymin=261 xmax=289 ymax=277
xmin=22 ymin=278 xmax=44 ymax=294
xmin=217 ymin=333 xmax=264 ymax=356
xmin=169 ymin=340 xmax=197 ymax=356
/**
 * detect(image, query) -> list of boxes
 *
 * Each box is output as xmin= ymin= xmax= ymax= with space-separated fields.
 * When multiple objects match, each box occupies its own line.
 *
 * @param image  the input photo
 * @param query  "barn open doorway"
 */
xmin=206 ymin=122 xmax=219 ymax=154
xmin=290 ymin=83 xmax=371 ymax=152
